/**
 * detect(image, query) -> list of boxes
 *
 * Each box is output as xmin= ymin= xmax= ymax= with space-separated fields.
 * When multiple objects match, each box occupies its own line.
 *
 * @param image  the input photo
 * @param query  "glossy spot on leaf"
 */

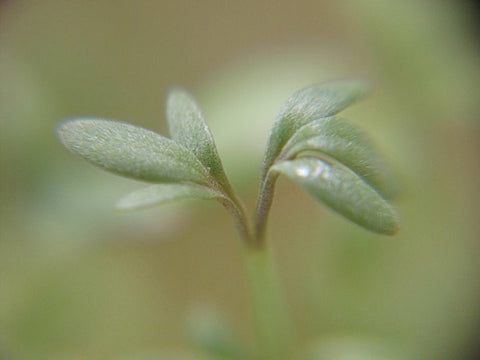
xmin=272 ymin=157 xmax=398 ymax=235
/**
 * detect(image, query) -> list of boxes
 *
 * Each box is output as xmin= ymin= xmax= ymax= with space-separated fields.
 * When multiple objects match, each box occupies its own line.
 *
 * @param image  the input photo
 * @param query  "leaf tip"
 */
xmin=56 ymin=118 xmax=73 ymax=141
xmin=384 ymin=208 xmax=400 ymax=236
xmin=166 ymin=86 xmax=192 ymax=108
xmin=115 ymin=198 xmax=133 ymax=212
xmin=372 ymin=201 xmax=400 ymax=236
xmin=56 ymin=118 xmax=88 ymax=150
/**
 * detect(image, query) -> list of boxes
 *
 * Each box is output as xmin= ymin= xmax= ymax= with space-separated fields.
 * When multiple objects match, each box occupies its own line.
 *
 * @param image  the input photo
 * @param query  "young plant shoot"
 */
xmin=57 ymin=80 xmax=398 ymax=360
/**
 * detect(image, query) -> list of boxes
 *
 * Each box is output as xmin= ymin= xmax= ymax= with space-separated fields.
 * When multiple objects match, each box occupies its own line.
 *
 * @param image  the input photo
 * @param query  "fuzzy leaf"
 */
xmin=116 ymin=183 xmax=224 ymax=211
xmin=282 ymin=117 xmax=395 ymax=197
xmin=166 ymin=88 xmax=230 ymax=189
xmin=272 ymin=158 xmax=398 ymax=235
xmin=57 ymin=119 xmax=209 ymax=184
xmin=262 ymin=80 xmax=369 ymax=176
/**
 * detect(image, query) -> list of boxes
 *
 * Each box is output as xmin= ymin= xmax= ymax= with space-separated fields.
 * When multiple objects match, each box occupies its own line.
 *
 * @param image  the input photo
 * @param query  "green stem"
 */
xmin=243 ymin=242 xmax=294 ymax=360
xmin=221 ymin=173 xmax=294 ymax=359
xmin=254 ymin=172 xmax=279 ymax=245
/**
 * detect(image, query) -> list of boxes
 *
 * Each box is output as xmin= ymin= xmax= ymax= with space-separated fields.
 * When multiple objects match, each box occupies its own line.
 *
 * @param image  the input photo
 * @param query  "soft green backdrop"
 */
xmin=1 ymin=1 xmax=479 ymax=359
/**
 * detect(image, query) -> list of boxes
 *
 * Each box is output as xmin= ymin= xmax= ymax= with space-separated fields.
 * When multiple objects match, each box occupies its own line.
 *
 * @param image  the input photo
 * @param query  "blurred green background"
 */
xmin=1 ymin=1 xmax=479 ymax=359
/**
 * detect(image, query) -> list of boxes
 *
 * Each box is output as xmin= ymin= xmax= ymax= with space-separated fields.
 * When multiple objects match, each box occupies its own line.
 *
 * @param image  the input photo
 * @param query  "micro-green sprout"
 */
xmin=57 ymin=80 xmax=399 ymax=360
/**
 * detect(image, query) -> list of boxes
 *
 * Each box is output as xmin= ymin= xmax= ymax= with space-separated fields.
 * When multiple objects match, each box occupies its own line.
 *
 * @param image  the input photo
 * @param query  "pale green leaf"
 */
xmin=122 ymin=351 xmax=209 ymax=360
xmin=116 ymin=183 xmax=224 ymax=211
xmin=262 ymin=80 xmax=369 ymax=176
xmin=282 ymin=117 xmax=395 ymax=197
xmin=166 ymin=88 xmax=231 ymax=190
xmin=57 ymin=119 xmax=209 ymax=184
xmin=272 ymin=158 xmax=398 ymax=235
xmin=186 ymin=306 xmax=250 ymax=360
xmin=300 ymin=337 xmax=405 ymax=360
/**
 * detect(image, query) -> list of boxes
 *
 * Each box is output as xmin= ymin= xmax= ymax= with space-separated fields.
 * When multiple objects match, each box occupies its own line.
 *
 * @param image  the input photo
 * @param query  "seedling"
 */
xmin=57 ymin=80 xmax=398 ymax=360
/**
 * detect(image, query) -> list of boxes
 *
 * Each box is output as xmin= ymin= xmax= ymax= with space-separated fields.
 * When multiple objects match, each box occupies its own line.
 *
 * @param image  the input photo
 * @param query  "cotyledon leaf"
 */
xmin=280 ymin=117 xmax=395 ymax=198
xmin=166 ymin=88 xmax=231 ymax=190
xmin=262 ymin=80 xmax=369 ymax=177
xmin=272 ymin=157 xmax=398 ymax=235
xmin=116 ymin=183 xmax=225 ymax=211
xmin=57 ymin=119 xmax=210 ymax=184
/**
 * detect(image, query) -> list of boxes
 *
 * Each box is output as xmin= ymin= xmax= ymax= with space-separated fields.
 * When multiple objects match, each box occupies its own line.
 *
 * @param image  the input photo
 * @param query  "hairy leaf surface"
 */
xmin=166 ymin=89 xmax=231 ymax=189
xmin=57 ymin=119 xmax=209 ymax=184
xmin=272 ymin=157 xmax=398 ymax=235
xmin=282 ymin=117 xmax=394 ymax=197
xmin=116 ymin=183 xmax=224 ymax=210
xmin=262 ymin=80 xmax=369 ymax=176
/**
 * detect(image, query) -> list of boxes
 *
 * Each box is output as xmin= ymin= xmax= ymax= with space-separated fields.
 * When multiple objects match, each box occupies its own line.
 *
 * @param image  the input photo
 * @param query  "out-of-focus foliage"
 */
xmin=1 ymin=1 xmax=479 ymax=360
xmin=117 ymin=184 xmax=223 ymax=212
